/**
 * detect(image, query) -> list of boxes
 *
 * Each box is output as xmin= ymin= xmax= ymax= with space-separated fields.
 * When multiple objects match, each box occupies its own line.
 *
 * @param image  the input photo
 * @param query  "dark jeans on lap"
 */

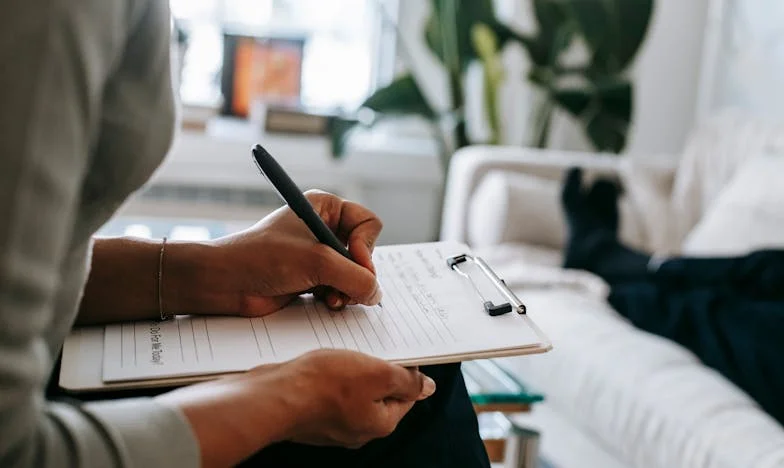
xmin=48 ymin=363 xmax=490 ymax=468
xmin=606 ymin=250 xmax=784 ymax=426
xmin=239 ymin=363 xmax=489 ymax=468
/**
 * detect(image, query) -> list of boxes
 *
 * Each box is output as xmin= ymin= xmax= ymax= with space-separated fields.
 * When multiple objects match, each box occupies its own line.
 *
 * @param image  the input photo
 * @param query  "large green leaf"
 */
xmin=487 ymin=20 xmax=536 ymax=51
xmin=361 ymin=74 xmax=436 ymax=119
xmin=327 ymin=116 xmax=360 ymax=159
xmin=550 ymin=88 xmax=592 ymax=116
xmin=329 ymin=74 xmax=436 ymax=158
xmin=594 ymin=79 xmax=632 ymax=122
xmin=531 ymin=0 xmax=574 ymax=66
xmin=550 ymin=79 xmax=632 ymax=152
xmin=425 ymin=0 xmax=496 ymax=73
xmin=489 ymin=1 xmax=573 ymax=68
xmin=562 ymin=0 xmax=653 ymax=74
xmin=613 ymin=0 xmax=655 ymax=71
xmin=586 ymin=111 xmax=628 ymax=153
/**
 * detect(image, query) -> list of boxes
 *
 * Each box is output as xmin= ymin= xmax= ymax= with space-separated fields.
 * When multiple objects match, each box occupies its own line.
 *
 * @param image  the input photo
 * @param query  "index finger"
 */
xmin=306 ymin=191 xmax=382 ymax=274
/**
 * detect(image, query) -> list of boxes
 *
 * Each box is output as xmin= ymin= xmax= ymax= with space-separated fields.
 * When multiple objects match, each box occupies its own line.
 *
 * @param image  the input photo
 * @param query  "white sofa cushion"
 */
xmin=467 ymin=170 xmax=652 ymax=251
xmin=618 ymin=157 xmax=679 ymax=254
xmin=468 ymin=171 xmax=566 ymax=249
xmin=682 ymin=153 xmax=784 ymax=256
xmin=478 ymin=248 xmax=784 ymax=468
xmin=669 ymin=111 xmax=784 ymax=246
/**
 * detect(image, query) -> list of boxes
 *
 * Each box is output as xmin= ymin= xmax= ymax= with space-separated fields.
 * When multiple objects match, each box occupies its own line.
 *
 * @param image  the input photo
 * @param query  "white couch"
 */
xmin=441 ymin=111 xmax=784 ymax=468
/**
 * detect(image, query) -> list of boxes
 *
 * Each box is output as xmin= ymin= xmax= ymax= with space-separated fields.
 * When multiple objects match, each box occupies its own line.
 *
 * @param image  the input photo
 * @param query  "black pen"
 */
xmin=251 ymin=144 xmax=382 ymax=307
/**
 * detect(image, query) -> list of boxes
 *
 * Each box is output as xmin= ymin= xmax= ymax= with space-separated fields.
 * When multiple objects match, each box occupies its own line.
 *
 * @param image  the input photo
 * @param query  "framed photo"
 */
xmin=221 ymin=33 xmax=305 ymax=117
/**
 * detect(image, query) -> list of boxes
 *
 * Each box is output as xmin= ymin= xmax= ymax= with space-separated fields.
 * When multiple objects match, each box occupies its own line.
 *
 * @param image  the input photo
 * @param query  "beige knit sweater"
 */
xmin=0 ymin=0 xmax=198 ymax=465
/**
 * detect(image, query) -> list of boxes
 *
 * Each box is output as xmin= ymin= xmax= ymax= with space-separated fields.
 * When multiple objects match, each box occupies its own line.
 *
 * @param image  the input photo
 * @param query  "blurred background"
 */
xmin=106 ymin=0 xmax=783 ymax=247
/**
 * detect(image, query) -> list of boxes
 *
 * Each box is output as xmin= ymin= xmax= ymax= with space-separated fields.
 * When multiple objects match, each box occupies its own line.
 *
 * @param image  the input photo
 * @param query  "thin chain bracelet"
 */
xmin=158 ymin=236 xmax=173 ymax=321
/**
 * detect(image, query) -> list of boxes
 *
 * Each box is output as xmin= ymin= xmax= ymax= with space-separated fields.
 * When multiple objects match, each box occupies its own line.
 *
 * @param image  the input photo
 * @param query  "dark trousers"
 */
xmin=50 ymin=363 xmax=490 ymax=468
xmin=606 ymin=250 xmax=784 ymax=425
xmin=241 ymin=363 xmax=489 ymax=467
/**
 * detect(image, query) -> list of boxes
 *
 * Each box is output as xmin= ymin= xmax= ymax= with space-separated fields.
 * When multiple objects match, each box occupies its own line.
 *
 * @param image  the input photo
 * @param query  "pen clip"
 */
xmin=447 ymin=254 xmax=527 ymax=316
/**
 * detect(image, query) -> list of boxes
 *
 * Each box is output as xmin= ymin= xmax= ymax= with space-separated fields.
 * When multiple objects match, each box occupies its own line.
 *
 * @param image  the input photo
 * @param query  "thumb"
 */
xmin=386 ymin=366 xmax=436 ymax=402
xmin=312 ymin=245 xmax=383 ymax=306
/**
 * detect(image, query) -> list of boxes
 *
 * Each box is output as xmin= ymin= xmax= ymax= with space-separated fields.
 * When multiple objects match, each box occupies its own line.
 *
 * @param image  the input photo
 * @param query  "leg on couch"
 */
xmin=559 ymin=166 xmax=784 ymax=427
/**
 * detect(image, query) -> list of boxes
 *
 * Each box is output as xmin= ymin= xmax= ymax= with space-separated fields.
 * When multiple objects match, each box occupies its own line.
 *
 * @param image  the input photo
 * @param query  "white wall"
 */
xmin=697 ymin=0 xmax=784 ymax=120
xmin=624 ymin=0 xmax=712 ymax=156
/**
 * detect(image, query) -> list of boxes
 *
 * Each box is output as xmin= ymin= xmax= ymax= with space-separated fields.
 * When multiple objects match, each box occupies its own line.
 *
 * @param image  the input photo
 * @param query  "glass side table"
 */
xmin=462 ymin=360 xmax=545 ymax=468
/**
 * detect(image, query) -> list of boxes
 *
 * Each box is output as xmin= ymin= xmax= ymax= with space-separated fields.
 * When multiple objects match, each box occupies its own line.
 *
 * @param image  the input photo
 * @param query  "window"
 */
xmin=170 ymin=0 xmax=398 ymax=111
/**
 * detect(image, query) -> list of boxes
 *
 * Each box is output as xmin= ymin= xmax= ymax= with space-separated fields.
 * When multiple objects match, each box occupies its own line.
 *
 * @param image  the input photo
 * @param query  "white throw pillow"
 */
xmin=669 ymin=110 xmax=784 ymax=245
xmin=467 ymin=170 xmax=645 ymax=250
xmin=682 ymin=153 xmax=784 ymax=256
xmin=468 ymin=171 xmax=565 ymax=249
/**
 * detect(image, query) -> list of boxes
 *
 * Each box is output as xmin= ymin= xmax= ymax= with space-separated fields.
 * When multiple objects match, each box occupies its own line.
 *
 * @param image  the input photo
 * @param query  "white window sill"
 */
xmin=150 ymin=117 xmax=443 ymax=191
xmin=132 ymin=117 xmax=445 ymax=244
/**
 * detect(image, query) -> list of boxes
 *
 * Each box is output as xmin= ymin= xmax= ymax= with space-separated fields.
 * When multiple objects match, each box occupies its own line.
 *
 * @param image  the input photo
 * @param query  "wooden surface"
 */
xmin=475 ymin=403 xmax=532 ymax=463
xmin=474 ymin=403 xmax=531 ymax=414
xmin=483 ymin=438 xmax=507 ymax=463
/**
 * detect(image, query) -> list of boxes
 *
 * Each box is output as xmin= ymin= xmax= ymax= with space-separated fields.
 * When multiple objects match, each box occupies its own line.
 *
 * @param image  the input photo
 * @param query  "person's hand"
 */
xmin=171 ymin=190 xmax=383 ymax=317
xmin=157 ymin=349 xmax=436 ymax=467
xmin=277 ymin=350 xmax=434 ymax=447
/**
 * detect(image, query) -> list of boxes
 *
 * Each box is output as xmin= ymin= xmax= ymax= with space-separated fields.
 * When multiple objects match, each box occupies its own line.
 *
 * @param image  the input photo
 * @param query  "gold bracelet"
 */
xmin=158 ymin=237 xmax=173 ymax=321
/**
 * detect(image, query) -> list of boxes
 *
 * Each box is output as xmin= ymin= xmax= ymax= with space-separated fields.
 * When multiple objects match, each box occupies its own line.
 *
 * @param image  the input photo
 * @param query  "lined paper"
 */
xmin=102 ymin=241 xmax=544 ymax=383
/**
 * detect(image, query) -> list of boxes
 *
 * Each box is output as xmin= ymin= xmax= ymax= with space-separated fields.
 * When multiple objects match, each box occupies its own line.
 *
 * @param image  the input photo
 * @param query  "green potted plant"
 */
xmin=329 ymin=0 xmax=654 ymax=174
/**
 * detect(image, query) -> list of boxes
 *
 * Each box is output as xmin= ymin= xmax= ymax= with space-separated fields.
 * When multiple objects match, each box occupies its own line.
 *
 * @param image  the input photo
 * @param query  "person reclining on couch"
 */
xmin=561 ymin=168 xmax=784 ymax=427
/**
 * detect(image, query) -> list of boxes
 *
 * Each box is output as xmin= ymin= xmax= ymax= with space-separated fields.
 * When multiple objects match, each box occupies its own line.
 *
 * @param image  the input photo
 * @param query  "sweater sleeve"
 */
xmin=0 ymin=0 xmax=199 ymax=466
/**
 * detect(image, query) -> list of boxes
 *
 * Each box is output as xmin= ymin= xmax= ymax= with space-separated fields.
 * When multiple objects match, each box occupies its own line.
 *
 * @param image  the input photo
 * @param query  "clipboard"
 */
xmin=60 ymin=242 xmax=552 ymax=393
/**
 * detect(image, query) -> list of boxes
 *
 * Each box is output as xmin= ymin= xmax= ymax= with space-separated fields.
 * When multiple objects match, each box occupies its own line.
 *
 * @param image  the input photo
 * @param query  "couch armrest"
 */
xmin=440 ymin=145 xmax=627 ymax=244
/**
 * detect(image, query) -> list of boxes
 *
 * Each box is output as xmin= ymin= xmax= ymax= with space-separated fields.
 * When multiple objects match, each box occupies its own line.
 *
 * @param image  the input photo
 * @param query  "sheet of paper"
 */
xmin=102 ymin=242 xmax=543 ymax=382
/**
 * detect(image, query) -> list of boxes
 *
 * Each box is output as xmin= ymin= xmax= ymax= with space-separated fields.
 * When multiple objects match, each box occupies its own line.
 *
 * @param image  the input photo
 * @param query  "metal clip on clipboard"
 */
xmin=446 ymin=254 xmax=527 ymax=317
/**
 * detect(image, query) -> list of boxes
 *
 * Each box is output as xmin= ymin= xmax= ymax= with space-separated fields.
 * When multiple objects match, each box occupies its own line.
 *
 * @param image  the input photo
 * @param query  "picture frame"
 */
xmin=220 ymin=33 xmax=305 ymax=118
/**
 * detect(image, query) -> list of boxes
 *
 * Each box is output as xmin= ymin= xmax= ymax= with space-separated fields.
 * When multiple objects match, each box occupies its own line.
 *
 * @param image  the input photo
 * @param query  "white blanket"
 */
xmin=477 ymin=244 xmax=784 ymax=468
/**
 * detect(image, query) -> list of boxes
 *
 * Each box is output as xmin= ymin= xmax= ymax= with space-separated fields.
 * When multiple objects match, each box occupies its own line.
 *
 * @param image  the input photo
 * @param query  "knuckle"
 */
xmin=304 ymin=189 xmax=329 ymax=199
xmin=305 ymin=189 xmax=340 ymax=206
xmin=368 ymin=215 xmax=383 ymax=231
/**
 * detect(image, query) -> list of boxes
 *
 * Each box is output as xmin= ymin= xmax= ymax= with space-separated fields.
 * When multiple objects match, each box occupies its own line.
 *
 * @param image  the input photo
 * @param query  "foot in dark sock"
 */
xmin=586 ymin=178 xmax=622 ymax=234
xmin=561 ymin=168 xmax=621 ymax=270
xmin=560 ymin=168 xmax=651 ymax=281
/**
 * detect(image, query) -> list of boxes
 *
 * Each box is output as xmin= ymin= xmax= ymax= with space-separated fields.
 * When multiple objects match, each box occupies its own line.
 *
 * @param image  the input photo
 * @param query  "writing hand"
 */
xmin=167 ymin=190 xmax=382 ymax=317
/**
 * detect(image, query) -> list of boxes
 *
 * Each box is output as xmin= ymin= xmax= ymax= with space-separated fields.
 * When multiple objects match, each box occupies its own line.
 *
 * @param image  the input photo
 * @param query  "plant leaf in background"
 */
xmin=530 ymin=0 xmax=573 ymax=67
xmin=551 ymin=79 xmax=632 ymax=152
xmin=486 ymin=1 xmax=573 ymax=69
xmin=327 ymin=115 xmax=360 ymax=159
xmin=564 ymin=0 xmax=654 ymax=75
xmin=362 ymin=73 xmax=436 ymax=118
xmin=425 ymin=0 xmax=498 ymax=148
xmin=328 ymin=74 xmax=436 ymax=158
xmin=425 ymin=0 xmax=497 ymax=74
xmin=472 ymin=23 xmax=504 ymax=144
xmin=328 ymin=0 xmax=653 ymax=161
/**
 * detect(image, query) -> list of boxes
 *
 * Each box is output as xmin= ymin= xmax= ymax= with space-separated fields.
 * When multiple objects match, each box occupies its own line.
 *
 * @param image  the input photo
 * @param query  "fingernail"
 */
xmin=420 ymin=376 xmax=436 ymax=398
xmin=369 ymin=284 xmax=383 ymax=305
xmin=330 ymin=295 xmax=344 ymax=309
